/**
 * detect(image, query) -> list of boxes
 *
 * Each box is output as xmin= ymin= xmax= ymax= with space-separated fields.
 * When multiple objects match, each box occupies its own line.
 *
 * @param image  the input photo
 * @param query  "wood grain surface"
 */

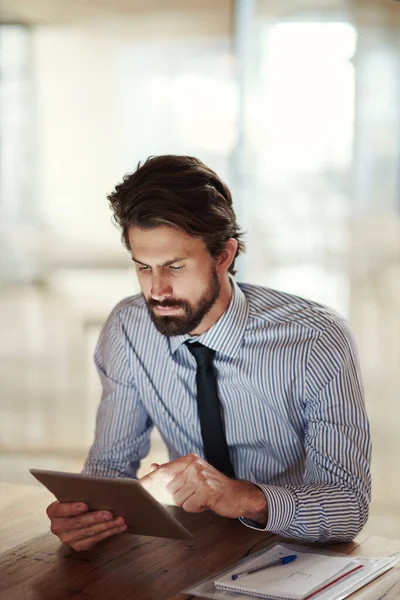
xmin=0 ymin=482 xmax=399 ymax=600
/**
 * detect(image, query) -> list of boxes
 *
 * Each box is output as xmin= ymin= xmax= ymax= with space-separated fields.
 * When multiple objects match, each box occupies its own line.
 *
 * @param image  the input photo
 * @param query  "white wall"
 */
xmin=32 ymin=22 xmax=235 ymax=270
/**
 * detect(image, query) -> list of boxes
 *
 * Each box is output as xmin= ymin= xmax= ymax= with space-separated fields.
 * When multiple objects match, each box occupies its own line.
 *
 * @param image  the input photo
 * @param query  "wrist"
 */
xmin=240 ymin=483 xmax=268 ymax=525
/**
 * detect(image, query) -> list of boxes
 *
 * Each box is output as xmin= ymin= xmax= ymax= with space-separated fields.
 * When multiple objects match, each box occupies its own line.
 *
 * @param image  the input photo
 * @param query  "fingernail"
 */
xmin=102 ymin=512 xmax=112 ymax=521
xmin=77 ymin=504 xmax=86 ymax=513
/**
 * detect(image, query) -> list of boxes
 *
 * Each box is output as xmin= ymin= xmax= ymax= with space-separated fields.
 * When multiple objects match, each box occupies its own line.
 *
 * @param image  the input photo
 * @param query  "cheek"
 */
xmin=184 ymin=274 xmax=208 ymax=297
xmin=136 ymin=274 xmax=150 ymax=295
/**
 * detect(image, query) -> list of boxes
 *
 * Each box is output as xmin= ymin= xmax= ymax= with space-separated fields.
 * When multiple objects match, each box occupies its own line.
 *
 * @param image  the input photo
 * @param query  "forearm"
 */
xmin=82 ymin=451 xmax=139 ymax=479
xmin=243 ymin=482 xmax=369 ymax=542
xmin=254 ymin=319 xmax=372 ymax=542
xmin=82 ymin=420 xmax=153 ymax=479
xmin=82 ymin=397 xmax=152 ymax=480
xmin=85 ymin=307 xmax=152 ymax=480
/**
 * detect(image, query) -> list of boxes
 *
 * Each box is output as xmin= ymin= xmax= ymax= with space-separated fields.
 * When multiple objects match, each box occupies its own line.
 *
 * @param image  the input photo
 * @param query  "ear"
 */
xmin=215 ymin=238 xmax=239 ymax=274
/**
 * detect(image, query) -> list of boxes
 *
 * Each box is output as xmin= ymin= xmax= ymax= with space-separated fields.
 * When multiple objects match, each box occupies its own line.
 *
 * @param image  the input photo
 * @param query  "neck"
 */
xmin=189 ymin=275 xmax=233 ymax=336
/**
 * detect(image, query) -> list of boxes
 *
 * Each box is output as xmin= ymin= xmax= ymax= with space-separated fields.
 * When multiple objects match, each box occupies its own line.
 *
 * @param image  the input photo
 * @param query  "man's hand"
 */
xmin=46 ymin=501 xmax=127 ymax=551
xmin=140 ymin=454 xmax=268 ymax=524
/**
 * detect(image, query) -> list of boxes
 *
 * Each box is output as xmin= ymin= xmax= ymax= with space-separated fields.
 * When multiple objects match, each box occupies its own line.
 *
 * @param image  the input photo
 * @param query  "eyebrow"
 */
xmin=131 ymin=256 xmax=187 ymax=267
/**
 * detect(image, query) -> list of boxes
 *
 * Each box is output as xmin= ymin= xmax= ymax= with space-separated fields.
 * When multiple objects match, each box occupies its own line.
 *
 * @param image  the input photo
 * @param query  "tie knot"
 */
xmin=185 ymin=342 xmax=215 ymax=368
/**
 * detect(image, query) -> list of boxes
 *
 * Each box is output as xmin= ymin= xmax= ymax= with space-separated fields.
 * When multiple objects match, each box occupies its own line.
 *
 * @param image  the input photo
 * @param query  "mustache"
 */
xmin=147 ymin=298 xmax=187 ymax=309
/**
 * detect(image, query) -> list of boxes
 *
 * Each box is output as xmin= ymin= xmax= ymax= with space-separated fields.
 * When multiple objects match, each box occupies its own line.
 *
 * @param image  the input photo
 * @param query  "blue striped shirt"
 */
xmin=83 ymin=279 xmax=372 ymax=542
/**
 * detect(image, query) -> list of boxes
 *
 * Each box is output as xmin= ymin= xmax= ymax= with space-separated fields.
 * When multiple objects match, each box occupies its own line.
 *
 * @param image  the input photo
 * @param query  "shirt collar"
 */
xmin=169 ymin=278 xmax=249 ymax=359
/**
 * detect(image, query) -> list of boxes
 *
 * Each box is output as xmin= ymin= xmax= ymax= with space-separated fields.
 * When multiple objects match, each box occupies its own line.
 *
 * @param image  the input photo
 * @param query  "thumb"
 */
xmin=139 ymin=463 xmax=162 ymax=489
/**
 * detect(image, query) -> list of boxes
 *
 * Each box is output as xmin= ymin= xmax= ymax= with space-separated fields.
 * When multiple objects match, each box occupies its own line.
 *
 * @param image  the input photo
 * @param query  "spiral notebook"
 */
xmin=214 ymin=544 xmax=359 ymax=600
xmin=184 ymin=542 xmax=398 ymax=600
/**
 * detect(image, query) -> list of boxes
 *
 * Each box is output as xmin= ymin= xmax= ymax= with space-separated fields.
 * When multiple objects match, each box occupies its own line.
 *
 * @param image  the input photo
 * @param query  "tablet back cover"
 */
xmin=30 ymin=468 xmax=193 ymax=540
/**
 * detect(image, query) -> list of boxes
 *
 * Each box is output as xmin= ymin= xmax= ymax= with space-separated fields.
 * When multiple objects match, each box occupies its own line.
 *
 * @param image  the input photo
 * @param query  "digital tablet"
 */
xmin=30 ymin=468 xmax=193 ymax=540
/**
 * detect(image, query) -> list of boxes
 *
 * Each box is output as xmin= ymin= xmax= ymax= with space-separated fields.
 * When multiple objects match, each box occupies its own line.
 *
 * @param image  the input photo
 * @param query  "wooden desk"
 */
xmin=0 ymin=482 xmax=399 ymax=600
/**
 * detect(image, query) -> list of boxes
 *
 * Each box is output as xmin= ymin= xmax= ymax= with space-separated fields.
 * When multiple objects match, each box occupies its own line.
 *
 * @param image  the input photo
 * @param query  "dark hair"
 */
xmin=107 ymin=155 xmax=245 ymax=275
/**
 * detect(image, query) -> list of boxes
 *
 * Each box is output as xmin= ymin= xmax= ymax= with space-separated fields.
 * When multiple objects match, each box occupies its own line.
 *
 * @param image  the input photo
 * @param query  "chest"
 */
xmin=131 ymin=342 xmax=307 ymax=442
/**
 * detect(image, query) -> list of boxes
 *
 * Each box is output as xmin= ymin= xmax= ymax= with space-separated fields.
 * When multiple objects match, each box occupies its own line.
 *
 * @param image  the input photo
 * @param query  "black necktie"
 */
xmin=185 ymin=342 xmax=235 ymax=478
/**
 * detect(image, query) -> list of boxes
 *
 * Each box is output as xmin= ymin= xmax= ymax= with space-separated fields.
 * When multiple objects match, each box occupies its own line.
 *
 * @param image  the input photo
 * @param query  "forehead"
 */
xmin=128 ymin=225 xmax=207 ymax=260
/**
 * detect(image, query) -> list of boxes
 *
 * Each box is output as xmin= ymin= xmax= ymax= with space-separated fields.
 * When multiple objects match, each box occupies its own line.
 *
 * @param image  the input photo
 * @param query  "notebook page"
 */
xmin=215 ymin=545 xmax=356 ymax=600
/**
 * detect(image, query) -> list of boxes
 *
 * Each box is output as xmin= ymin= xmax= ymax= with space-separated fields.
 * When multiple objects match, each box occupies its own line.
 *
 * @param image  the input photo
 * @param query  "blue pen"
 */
xmin=231 ymin=554 xmax=297 ymax=580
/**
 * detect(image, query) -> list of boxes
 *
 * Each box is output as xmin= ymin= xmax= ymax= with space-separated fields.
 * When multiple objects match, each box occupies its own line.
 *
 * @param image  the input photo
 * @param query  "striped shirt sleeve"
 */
xmin=82 ymin=309 xmax=153 ymax=478
xmin=241 ymin=319 xmax=372 ymax=542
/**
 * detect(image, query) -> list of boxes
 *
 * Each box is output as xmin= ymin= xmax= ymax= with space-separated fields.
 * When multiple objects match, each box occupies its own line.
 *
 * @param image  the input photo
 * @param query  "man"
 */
xmin=47 ymin=155 xmax=371 ymax=552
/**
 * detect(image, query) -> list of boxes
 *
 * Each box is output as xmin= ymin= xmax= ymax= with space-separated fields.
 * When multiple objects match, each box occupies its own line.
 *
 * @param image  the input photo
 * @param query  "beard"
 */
xmin=145 ymin=266 xmax=221 ymax=336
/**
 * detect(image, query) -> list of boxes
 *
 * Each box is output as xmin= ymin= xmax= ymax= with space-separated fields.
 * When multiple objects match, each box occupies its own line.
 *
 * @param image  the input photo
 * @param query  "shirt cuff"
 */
xmin=240 ymin=484 xmax=297 ymax=533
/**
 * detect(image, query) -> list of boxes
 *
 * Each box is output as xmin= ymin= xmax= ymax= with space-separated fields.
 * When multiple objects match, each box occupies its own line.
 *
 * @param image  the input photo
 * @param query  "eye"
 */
xmin=138 ymin=265 xmax=151 ymax=272
xmin=169 ymin=265 xmax=184 ymax=271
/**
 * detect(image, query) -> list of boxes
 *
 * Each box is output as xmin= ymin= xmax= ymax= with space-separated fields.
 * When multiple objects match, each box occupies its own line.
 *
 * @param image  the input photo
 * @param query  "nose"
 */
xmin=150 ymin=271 xmax=172 ymax=301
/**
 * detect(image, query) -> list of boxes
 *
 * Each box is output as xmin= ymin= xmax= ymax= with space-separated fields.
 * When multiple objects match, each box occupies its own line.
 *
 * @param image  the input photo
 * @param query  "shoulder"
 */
xmin=238 ymin=282 xmax=345 ymax=336
xmin=110 ymin=293 xmax=147 ymax=319
xmin=100 ymin=293 xmax=152 ymax=341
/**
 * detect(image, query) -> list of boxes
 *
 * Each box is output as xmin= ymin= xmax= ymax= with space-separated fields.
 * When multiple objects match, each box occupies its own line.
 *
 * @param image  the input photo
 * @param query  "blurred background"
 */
xmin=0 ymin=0 xmax=399 ymax=535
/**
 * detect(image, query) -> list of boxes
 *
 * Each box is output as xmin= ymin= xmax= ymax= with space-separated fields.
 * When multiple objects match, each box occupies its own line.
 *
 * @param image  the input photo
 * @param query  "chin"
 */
xmin=150 ymin=315 xmax=189 ymax=336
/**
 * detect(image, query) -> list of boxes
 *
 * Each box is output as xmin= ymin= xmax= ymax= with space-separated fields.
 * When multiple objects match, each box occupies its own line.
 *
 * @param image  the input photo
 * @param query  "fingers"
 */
xmin=69 ymin=523 xmax=128 ymax=552
xmin=46 ymin=501 xmax=88 ymax=519
xmin=166 ymin=471 xmax=187 ymax=499
xmin=140 ymin=454 xmax=200 ymax=488
xmin=168 ymin=472 xmax=209 ymax=512
xmin=58 ymin=516 xmax=127 ymax=546
xmin=171 ymin=482 xmax=198 ymax=510
xmin=50 ymin=509 xmax=115 ymax=534
xmin=140 ymin=454 xmax=231 ymax=516
xmin=181 ymin=493 xmax=208 ymax=514
xmin=140 ymin=466 xmax=169 ymax=488
xmin=47 ymin=500 xmax=127 ymax=551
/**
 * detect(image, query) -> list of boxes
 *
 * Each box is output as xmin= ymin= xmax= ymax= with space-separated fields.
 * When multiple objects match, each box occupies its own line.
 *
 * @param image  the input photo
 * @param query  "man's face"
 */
xmin=128 ymin=225 xmax=221 ymax=336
